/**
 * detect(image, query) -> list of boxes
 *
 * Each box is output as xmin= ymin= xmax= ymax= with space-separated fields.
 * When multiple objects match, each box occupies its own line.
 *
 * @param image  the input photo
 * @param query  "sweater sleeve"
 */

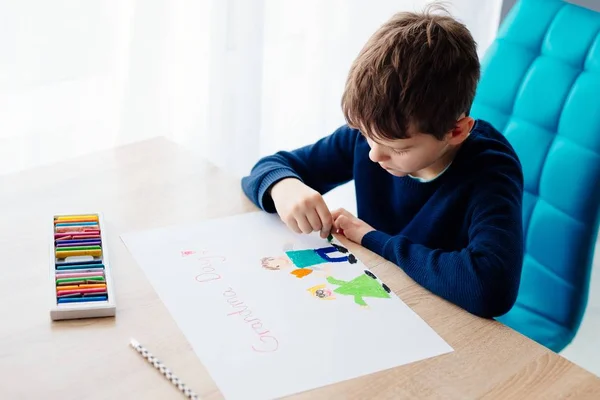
xmin=361 ymin=164 xmax=524 ymax=318
xmin=241 ymin=125 xmax=358 ymax=212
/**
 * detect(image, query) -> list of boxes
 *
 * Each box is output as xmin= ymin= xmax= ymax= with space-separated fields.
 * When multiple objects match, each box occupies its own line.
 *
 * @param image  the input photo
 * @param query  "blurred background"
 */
xmin=0 ymin=0 xmax=503 ymax=178
xmin=1 ymin=0 xmax=598 ymax=376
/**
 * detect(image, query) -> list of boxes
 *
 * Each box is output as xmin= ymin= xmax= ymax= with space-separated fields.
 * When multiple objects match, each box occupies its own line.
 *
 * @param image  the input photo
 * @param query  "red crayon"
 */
xmin=55 ymin=230 xmax=100 ymax=238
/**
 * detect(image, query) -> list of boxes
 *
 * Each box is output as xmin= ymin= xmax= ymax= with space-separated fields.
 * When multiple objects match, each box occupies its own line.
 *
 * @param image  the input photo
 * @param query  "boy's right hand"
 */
xmin=270 ymin=178 xmax=333 ymax=238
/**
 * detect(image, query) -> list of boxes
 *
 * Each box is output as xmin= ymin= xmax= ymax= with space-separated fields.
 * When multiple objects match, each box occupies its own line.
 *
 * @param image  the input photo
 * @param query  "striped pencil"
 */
xmin=129 ymin=338 xmax=199 ymax=400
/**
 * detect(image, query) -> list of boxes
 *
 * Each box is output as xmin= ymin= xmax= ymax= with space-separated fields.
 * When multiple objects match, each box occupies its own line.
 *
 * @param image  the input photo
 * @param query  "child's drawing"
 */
xmin=307 ymin=284 xmax=335 ymax=300
xmin=307 ymin=270 xmax=391 ymax=307
xmin=260 ymin=242 xmax=357 ymax=279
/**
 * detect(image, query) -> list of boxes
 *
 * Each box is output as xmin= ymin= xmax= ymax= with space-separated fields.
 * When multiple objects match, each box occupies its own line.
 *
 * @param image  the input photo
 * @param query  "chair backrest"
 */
xmin=471 ymin=0 xmax=600 ymax=352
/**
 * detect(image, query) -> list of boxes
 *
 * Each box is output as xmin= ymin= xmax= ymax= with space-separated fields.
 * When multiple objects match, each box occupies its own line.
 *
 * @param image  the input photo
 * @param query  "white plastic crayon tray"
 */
xmin=49 ymin=212 xmax=116 ymax=320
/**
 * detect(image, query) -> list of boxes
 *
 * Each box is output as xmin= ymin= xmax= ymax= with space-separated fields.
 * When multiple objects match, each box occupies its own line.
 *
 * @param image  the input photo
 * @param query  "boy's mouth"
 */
xmin=380 ymin=164 xmax=399 ymax=173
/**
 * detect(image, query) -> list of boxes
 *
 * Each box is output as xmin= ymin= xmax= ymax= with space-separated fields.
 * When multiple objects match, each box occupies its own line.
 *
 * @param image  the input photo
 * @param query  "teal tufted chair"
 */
xmin=471 ymin=0 xmax=600 ymax=352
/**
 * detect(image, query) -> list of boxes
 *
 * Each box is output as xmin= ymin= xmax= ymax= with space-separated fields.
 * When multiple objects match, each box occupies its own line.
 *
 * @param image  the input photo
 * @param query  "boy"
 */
xmin=241 ymin=7 xmax=524 ymax=318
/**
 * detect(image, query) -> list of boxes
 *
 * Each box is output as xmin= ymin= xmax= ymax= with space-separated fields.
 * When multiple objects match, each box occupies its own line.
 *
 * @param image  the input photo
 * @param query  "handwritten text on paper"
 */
xmin=188 ymin=250 xmax=280 ymax=353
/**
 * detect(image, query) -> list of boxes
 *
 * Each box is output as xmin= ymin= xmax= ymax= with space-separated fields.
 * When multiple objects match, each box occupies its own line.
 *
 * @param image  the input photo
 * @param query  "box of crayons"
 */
xmin=50 ymin=213 xmax=116 ymax=320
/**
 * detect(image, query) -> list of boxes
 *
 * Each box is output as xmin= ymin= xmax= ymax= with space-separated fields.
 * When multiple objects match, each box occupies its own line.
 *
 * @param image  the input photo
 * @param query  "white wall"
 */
xmin=0 ymin=0 xmax=135 ymax=174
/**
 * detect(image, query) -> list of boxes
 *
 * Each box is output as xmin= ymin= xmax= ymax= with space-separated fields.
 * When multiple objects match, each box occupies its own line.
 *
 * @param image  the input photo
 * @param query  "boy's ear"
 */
xmin=447 ymin=116 xmax=474 ymax=145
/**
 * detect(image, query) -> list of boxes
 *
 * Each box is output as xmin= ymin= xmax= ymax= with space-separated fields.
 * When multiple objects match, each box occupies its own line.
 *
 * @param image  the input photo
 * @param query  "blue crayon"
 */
xmin=55 ymin=222 xmax=99 ymax=227
xmin=56 ymin=263 xmax=105 ymax=270
xmin=56 ymin=241 xmax=102 ymax=247
xmin=55 ymin=259 xmax=103 ymax=267
xmin=55 ymin=238 xmax=102 ymax=244
xmin=57 ymin=296 xmax=108 ymax=304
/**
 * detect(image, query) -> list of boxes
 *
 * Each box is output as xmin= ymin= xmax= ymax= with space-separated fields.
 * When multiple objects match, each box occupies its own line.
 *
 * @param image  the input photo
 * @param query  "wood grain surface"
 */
xmin=0 ymin=137 xmax=598 ymax=399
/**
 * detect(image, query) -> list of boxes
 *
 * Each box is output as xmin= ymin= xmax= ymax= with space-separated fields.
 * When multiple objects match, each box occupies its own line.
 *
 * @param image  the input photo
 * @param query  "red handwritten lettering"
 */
xmin=197 ymin=255 xmax=227 ymax=265
xmin=251 ymin=321 xmax=263 ymax=330
xmin=227 ymin=298 xmax=244 ymax=307
xmin=195 ymin=272 xmax=221 ymax=283
xmin=188 ymin=252 xmax=227 ymax=283
xmin=228 ymin=308 xmax=251 ymax=317
xmin=252 ymin=335 xmax=279 ymax=353
xmin=222 ymin=287 xmax=279 ymax=352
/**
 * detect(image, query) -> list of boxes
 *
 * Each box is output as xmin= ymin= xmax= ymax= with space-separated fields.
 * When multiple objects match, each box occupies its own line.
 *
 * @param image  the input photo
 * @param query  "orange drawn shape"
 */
xmin=291 ymin=269 xmax=312 ymax=278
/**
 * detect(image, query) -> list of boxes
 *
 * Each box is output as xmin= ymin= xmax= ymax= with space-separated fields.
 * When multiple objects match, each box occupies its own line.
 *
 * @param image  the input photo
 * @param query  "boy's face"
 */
xmin=365 ymin=133 xmax=450 ymax=177
xmin=363 ymin=117 xmax=473 ymax=179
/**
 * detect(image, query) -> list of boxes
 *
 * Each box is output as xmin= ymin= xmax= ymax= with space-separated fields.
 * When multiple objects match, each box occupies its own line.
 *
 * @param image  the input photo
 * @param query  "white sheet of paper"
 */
xmin=121 ymin=211 xmax=453 ymax=400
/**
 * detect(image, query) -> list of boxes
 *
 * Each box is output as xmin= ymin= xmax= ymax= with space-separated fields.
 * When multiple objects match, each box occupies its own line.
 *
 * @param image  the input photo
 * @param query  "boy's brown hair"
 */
xmin=341 ymin=5 xmax=480 ymax=140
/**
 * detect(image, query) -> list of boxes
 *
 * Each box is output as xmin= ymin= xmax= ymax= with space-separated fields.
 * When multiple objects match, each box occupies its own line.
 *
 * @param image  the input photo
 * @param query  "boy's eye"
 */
xmin=392 ymin=148 xmax=409 ymax=155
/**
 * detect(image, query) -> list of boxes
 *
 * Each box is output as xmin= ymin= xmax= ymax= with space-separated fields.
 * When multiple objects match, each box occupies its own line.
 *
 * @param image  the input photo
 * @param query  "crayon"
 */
xmin=57 ymin=280 xmax=86 ymax=285
xmin=55 ymin=249 xmax=102 ymax=258
xmin=71 ymin=234 xmax=101 ymax=240
xmin=56 ymin=245 xmax=102 ymax=251
xmin=56 ymin=289 xmax=108 ymax=298
xmin=55 ymin=260 xmax=104 ymax=267
xmin=57 ymin=296 xmax=107 ymax=304
xmin=55 ymin=268 xmax=105 ymax=274
xmin=55 ymin=225 xmax=99 ymax=230
xmin=56 ymin=287 xmax=107 ymax=296
xmin=83 ymin=291 xmax=107 ymax=296
xmin=54 ymin=218 xmax=98 ymax=224
xmin=56 ymin=292 xmax=108 ymax=298
xmin=56 ymin=266 xmax=105 ymax=272
xmin=58 ymin=255 xmax=95 ymax=263
xmin=54 ymin=238 xmax=102 ymax=244
xmin=55 ymin=231 xmax=100 ymax=238
xmin=55 ymin=215 xmax=99 ymax=221
xmin=56 ymin=276 xmax=105 ymax=284
xmin=55 ymin=222 xmax=99 ymax=227
xmin=56 ymin=241 xmax=101 ymax=247
xmin=56 ymin=284 xmax=107 ymax=290
xmin=80 ymin=284 xmax=107 ymax=289
xmin=55 ymin=226 xmax=100 ymax=233
xmin=53 ymin=271 xmax=105 ymax=279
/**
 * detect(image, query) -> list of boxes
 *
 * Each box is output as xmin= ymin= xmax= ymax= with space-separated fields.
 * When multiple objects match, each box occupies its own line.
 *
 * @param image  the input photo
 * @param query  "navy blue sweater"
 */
xmin=242 ymin=120 xmax=524 ymax=318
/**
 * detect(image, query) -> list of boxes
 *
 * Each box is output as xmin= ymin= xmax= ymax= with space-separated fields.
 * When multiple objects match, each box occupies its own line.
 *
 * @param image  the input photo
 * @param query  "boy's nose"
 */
xmin=369 ymin=145 xmax=387 ymax=162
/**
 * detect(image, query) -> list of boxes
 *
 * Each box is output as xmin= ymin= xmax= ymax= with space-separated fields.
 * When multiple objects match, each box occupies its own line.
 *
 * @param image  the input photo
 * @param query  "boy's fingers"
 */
xmin=332 ymin=215 xmax=342 ymax=229
xmin=334 ymin=215 xmax=349 ymax=230
xmin=286 ymin=218 xmax=302 ymax=234
xmin=331 ymin=208 xmax=351 ymax=220
xmin=296 ymin=215 xmax=313 ymax=234
xmin=316 ymin=202 xmax=333 ymax=238
xmin=306 ymin=209 xmax=322 ymax=232
xmin=331 ymin=208 xmax=341 ymax=220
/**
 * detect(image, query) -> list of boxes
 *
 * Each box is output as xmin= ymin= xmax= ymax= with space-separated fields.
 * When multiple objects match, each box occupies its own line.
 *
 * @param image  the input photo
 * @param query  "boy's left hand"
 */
xmin=331 ymin=208 xmax=375 ymax=244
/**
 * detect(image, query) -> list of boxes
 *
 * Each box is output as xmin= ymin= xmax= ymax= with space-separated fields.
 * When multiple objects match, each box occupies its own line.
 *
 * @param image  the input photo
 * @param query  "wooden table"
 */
xmin=1 ymin=137 xmax=599 ymax=399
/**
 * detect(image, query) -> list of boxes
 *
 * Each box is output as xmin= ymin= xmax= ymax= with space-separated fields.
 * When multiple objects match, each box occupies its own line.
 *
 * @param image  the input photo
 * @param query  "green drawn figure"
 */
xmin=308 ymin=270 xmax=391 ymax=307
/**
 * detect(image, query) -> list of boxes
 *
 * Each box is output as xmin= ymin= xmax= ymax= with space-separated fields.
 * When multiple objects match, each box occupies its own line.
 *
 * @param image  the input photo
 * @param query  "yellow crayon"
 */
xmin=55 ymin=249 xmax=102 ymax=258
xmin=55 ymin=215 xmax=99 ymax=222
